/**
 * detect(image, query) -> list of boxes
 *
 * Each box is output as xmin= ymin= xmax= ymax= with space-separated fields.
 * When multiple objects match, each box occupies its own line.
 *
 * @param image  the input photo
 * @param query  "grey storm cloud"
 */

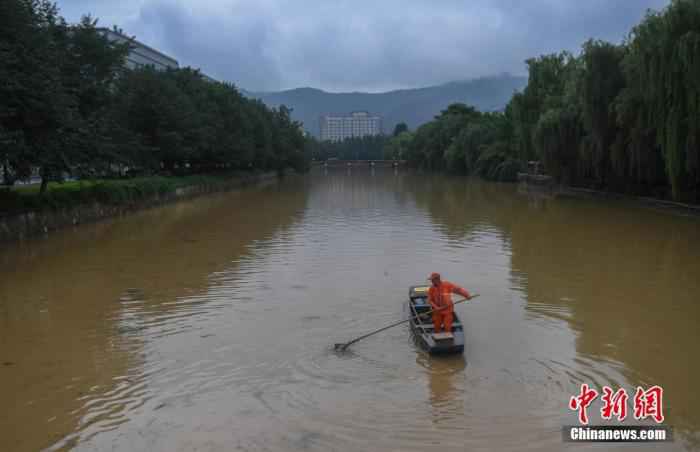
xmin=56 ymin=0 xmax=669 ymax=92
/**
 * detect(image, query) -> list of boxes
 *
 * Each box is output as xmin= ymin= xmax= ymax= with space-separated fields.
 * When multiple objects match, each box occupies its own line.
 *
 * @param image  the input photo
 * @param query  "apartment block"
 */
xmin=319 ymin=111 xmax=383 ymax=141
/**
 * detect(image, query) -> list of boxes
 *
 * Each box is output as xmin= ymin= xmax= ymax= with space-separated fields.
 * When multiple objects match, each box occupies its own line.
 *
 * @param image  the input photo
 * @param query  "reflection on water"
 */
xmin=418 ymin=353 xmax=467 ymax=426
xmin=0 ymin=178 xmax=308 ymax=451
xmin=0 ymin=169 xmax=698 ymax=451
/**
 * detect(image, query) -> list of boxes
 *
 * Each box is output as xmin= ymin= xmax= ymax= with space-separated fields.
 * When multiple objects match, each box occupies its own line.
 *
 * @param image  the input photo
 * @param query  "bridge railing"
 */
xmin=311 ymin=160 xmax=407 ymax=167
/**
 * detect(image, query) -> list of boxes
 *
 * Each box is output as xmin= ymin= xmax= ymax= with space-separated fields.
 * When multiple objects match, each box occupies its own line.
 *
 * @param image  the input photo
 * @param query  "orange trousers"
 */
xmin=432 ymin=310 xmax=453 ymax=333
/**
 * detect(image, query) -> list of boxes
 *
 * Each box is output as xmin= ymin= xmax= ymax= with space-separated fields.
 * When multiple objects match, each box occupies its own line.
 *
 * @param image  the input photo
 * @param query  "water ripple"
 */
xmin=24 ymin=172 xmax=697 ymax=451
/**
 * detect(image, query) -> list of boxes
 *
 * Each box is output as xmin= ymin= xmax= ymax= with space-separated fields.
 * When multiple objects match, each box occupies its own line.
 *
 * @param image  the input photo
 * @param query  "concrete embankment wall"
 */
xmin=0 ymin=172 xmax=279 ymax=244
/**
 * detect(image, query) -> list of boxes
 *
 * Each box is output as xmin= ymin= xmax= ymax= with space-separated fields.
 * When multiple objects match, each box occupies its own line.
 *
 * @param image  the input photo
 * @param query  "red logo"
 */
xmin=569 ymin=384 xmax=599 ymax=425
xmin=634 ymin=386 xmax=665 ymax=423
xmin=569 ymin=385 xmax=664 ymax=425
xmin=601 ymin=387 xmax=628 ymax=421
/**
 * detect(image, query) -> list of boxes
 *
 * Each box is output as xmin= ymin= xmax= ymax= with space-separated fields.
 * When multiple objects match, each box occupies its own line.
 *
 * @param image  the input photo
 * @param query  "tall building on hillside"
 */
xmin=98 ymin=28 xmax=179 ymax=71
xmin=98 ymin=28 xmax=218 ymax=82
xmin=319 ymin=111 xmax=383 ymax=142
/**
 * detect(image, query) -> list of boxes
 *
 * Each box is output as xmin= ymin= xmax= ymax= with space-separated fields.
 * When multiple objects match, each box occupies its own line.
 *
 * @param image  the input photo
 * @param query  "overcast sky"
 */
xmin=55 ymin=0 xmax=669 ymax=93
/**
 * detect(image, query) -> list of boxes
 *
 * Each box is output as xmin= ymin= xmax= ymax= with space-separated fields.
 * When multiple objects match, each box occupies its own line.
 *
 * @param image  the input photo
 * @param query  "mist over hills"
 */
xmin=244 ymin=74 xmax=527 ymax=137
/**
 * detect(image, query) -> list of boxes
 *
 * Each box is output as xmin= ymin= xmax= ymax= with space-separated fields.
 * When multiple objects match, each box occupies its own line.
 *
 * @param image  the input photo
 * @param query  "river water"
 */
xmin=1 ymin=169 xmax=699 ymax=451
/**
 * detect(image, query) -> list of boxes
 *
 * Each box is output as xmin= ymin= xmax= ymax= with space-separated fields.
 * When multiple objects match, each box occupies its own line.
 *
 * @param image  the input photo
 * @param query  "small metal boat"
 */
xmin=407 ymin=285 xmax=465 ymax=355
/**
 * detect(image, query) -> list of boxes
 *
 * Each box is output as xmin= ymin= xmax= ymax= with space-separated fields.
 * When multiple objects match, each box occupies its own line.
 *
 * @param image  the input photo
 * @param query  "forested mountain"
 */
xmin=247 ymin=74 xmax=526 ymax=136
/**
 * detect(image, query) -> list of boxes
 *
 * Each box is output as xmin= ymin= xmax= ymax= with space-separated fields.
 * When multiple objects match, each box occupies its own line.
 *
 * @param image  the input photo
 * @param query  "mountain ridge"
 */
xmin=244 ymin=74 xmax=527 ymax=137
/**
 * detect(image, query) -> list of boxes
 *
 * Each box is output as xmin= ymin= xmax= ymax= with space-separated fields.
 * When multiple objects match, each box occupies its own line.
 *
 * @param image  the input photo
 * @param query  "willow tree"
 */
xmin=475 ymin=141 xmax=521 ymax=182
xmin=404 ymin=103 xmax=480 ymax=170
xmin=432 ymin=104 xmax=480 ymax=170
xmin=405 ymin=122 xmax=437 ymax=169
xmin=534 ymin=106 xmax=583 ymax=184
xmin=443 ymin=121 xmax=484 ymax=173
xmin=578 ymin=40 xmax=626 ymax=187
xmin=474 ymin=105 xmax=521 ymax=182
xmin=612 ymin=59 xmax=664 ymax=193
xmin=624 ymin=0 xmax=700 ymax=200
xmin=510 ymin=52 xmax=576 ymax=163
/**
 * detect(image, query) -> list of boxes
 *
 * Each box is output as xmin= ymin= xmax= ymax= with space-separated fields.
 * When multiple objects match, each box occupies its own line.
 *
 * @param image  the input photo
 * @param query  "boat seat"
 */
xmin=417 ymin=325 xmax=462 ymax=332
xmin=415 ymin=321 xmax=461 ymax=327
xmin=432 ymin=332 xmax=454 ymax=341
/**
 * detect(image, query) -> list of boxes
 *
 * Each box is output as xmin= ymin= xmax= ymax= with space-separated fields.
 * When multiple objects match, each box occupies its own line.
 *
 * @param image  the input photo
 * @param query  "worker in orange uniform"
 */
xmin=427 ymin=272 xmax=472 ymax=334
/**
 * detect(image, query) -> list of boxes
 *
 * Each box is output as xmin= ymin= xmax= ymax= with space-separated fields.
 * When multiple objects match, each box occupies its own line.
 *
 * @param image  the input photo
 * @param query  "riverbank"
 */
xmin=0 ymin=171 xmax=280 ymax=243
xmin=518 ymin=180 xmax=700 ymax=216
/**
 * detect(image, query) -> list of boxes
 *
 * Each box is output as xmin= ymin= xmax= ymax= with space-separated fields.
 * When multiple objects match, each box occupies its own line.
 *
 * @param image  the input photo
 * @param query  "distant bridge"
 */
xmin=312 ymin=160 xmax=407 ymax=168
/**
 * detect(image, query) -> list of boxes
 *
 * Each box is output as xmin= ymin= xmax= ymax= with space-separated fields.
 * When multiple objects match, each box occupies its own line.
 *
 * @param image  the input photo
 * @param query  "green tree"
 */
xmin=578 ymin=40 xmax=625 ymax=187
xmin=392 ymin=122 xmax=408 ymax=137
xmin=620 ymin=0 xmax=700 ymax=199
xmin=510 ymin=52 xmax=576 ymax=163
xmin=384 ymin=131 xmax=413 ymax=160
xmin=0 ymin=0 xmax=81 ymax=193
xmin=534 ymin=107 xmax=582 ymax=184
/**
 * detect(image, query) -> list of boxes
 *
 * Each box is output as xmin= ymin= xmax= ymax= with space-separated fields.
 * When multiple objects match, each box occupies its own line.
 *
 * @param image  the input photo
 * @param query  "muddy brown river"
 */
xmin=1 ymin=169 xmax=699 ymax=451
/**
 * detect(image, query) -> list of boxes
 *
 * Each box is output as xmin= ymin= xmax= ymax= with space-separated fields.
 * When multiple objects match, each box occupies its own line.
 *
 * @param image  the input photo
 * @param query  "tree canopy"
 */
xmin=305 ymin=135 xmax=390 ymax=161
xmin=0 ymin=0 xmax=308 ymax=194
xmin=391 ymin=0 xmax=700 ymax=201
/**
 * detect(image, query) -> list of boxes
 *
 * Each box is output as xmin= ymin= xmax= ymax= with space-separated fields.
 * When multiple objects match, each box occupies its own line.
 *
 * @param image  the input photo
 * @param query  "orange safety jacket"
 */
xmin=428 ymin=281 xmax=470 ymax=313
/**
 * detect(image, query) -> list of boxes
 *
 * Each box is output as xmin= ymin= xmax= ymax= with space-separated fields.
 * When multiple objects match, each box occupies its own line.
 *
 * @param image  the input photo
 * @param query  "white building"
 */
xmin=200 ymin=72 xmax=218 ymax=83
xmin=98 ymin=28 xmax=179 ymax=71
xmin=98 ymin=28 xmax=219 ymax=83
xmin=319 ymin=111 xmax=383 ymax=142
